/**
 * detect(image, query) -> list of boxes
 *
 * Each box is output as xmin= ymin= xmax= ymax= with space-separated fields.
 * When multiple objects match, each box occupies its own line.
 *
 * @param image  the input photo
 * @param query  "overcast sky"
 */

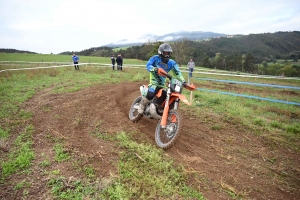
xmin=1 ymin=0 xmax=299 ymax=54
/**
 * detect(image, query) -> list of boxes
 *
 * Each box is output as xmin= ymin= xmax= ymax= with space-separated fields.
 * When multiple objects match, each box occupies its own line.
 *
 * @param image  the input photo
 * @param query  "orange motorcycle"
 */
xmin=128 ymin=69 xmax=196 ymax=149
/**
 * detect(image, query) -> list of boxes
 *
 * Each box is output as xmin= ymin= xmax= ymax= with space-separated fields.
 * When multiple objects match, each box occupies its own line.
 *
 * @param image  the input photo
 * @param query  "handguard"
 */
xmin=158 ymin=68 xmax=168 ymax=77
xmin=183 ymin=82 xmax=196 ymax=91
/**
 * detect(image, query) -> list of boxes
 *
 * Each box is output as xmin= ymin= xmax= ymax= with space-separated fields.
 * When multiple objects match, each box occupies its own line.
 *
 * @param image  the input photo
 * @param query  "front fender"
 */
xmin=170 ymin=93 xmax=191 ymax=105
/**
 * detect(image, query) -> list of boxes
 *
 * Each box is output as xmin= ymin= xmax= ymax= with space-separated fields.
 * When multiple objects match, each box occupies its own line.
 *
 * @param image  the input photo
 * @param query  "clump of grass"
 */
xmin=14 ymin=180 xmax=31 ymax=190
xmin=211 ymin=124 xmax=221 ymax=130
xmin=0 ymin=127 xmax=9 ymax=139
xmin=89 ymin=128 xmax=113 ymax=141
xmin=53 ymin=143 xmax=71 ymax=162
xmin=208 ymin=98 xmax=221 ymax=106
xmin=1 ymin=125 xmax=35 ymax=179
xmin=131 ymin=70 xmax=147 ymax=82
xmin=270 ymin=120 xmax=283 ymax=129
xmin=286 ymin=124 xmax=300 ymax=135
xmin=47 ymin=176 xmax=100 ymax=199
xmin=253 ymin=117 xmax=265 ymax=126
xmin=39 ymin=153 xmax=51 ymax=168
xmin=84 ymin=166 xmax=96 ymax=180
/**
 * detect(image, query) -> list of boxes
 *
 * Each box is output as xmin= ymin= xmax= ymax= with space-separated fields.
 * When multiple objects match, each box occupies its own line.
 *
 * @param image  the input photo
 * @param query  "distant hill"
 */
xmin=0 ymin=48 xmax=38 ymax=54
xmin=105 ymin=31 xmax=227 ymax=47
xmin=201 ymin=31 xmax=300 ymax=57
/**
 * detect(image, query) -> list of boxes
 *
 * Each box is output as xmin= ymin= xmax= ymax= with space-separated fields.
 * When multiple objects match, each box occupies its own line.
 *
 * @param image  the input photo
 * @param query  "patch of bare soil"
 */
xmin=1 ymin=82 xmax=299 ymax=200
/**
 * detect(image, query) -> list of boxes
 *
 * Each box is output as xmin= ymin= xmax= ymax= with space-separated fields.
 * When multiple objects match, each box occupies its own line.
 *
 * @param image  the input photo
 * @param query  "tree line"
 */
xmin=0 ymin=48 xmax=38 ymax=54
xmin=61 ymin=31 xmax=300 ymax=77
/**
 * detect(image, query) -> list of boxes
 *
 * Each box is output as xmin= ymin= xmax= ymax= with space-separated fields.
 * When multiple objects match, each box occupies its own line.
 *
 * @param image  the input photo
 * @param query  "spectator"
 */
xmin=72 ymin=54 xmax=79 ymax=70
xmin=187 ymin=58 xmax=195 ymax=77
xmin=111 ymin=55 xmax=116 ymax=70
xmin=116 ymin=54 xmax=123 ymax=71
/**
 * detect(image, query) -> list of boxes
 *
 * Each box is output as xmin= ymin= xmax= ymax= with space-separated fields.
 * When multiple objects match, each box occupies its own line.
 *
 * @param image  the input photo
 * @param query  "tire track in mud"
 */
xmin=115 ymin=82 xmax=300 ymax=200
xmin=119 ymin=82 xmax=235 ymax=199
xmin=18 ymin=82 xmax=300 ymax=200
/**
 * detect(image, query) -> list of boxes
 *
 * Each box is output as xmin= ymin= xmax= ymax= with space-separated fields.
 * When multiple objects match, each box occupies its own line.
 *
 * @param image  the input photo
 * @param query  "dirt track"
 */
xmin=2 ymin=81 xmax=299 ymax=199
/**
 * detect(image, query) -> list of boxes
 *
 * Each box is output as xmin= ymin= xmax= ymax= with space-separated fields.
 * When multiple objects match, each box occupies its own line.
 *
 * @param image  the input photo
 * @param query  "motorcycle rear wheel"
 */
xmin=128 ymin=96 xmax=143 ymax=122
xmin=155 ymin=109 xmax=182 ymax=150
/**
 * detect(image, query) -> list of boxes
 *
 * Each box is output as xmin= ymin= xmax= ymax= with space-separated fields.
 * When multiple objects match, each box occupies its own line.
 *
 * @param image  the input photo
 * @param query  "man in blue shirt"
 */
xmin=138 ymin=43 xmax=186 ymax=114
xmin=72 ymin=54 xmax=79 ymax=70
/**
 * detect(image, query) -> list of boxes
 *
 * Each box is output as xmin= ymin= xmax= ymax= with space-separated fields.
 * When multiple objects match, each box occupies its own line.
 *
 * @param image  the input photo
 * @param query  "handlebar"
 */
xmin=158 ymin=69 xmax=196 ymax=91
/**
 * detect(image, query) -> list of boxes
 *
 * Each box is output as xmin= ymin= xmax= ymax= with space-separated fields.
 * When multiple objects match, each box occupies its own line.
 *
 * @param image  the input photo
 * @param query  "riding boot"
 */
xmin=138 ymin=96 xmax=150 ymax=114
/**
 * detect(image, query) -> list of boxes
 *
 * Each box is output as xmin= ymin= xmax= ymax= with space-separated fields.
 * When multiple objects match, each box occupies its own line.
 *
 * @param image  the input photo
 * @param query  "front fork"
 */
xmin=160 ymin=88 xmax=179 ymax=128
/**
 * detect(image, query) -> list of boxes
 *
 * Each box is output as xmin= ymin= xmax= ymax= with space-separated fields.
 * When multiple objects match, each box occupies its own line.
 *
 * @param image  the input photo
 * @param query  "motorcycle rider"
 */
xmin=138 ymin=43 xmax=186 ymax=114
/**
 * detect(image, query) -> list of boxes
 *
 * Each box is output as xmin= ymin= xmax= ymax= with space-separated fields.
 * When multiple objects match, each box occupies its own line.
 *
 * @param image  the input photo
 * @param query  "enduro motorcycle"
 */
xmin=128 ymin=69 xmax=196 ymax=149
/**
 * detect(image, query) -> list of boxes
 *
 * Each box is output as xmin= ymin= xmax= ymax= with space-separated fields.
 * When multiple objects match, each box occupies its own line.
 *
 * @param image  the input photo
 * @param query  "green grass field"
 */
xmin=0 ymin=52 xmax=146 ymax=65
xmin=1 ymin=53 xmax=299 ymax=199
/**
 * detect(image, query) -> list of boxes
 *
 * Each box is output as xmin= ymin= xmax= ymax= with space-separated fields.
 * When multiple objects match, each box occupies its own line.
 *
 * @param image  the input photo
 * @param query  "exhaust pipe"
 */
xmin=150 ymin=103 xmax=161 ymax=119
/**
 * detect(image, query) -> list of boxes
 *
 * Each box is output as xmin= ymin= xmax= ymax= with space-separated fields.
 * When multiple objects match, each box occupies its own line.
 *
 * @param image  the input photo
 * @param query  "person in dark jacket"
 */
xmin=111 ymin=55 xmax=116 ymax=70
xmin=116 ymin=54 xmax=123 ymax=70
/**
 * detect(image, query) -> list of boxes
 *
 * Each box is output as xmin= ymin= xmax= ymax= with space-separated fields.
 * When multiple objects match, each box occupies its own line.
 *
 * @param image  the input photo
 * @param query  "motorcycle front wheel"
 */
xmin=155 ymin=109 xmax=182 ymax=150
xmin=128 ymin=96 xmax=143 ymax=122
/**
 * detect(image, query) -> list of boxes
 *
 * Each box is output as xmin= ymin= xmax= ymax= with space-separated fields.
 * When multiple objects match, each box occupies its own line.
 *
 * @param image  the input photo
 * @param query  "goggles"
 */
xmin=163 ymin=51 xmax=171 ymax=58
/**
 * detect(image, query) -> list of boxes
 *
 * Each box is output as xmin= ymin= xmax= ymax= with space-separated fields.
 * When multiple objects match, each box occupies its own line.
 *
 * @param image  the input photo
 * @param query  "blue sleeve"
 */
xmin=146 ymin=55 xmax=159 ymax=72
xmin=170 ymin=60 xmax=185 ymax=82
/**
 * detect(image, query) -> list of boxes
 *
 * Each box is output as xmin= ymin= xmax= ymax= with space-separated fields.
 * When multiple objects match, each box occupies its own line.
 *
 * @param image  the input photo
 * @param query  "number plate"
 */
xmin=175 ymin=85 xmax=181 ymax=92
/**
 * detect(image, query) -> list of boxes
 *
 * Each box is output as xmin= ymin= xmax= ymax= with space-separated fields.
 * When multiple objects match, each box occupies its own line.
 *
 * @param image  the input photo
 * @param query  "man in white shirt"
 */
xmin=187 ymin=58 xmax=195 ymax=77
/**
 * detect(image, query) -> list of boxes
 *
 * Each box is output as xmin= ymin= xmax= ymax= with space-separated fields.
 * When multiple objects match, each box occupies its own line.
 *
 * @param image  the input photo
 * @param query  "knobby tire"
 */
xmin=155 ymin=109 xmax=182 ymax=150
